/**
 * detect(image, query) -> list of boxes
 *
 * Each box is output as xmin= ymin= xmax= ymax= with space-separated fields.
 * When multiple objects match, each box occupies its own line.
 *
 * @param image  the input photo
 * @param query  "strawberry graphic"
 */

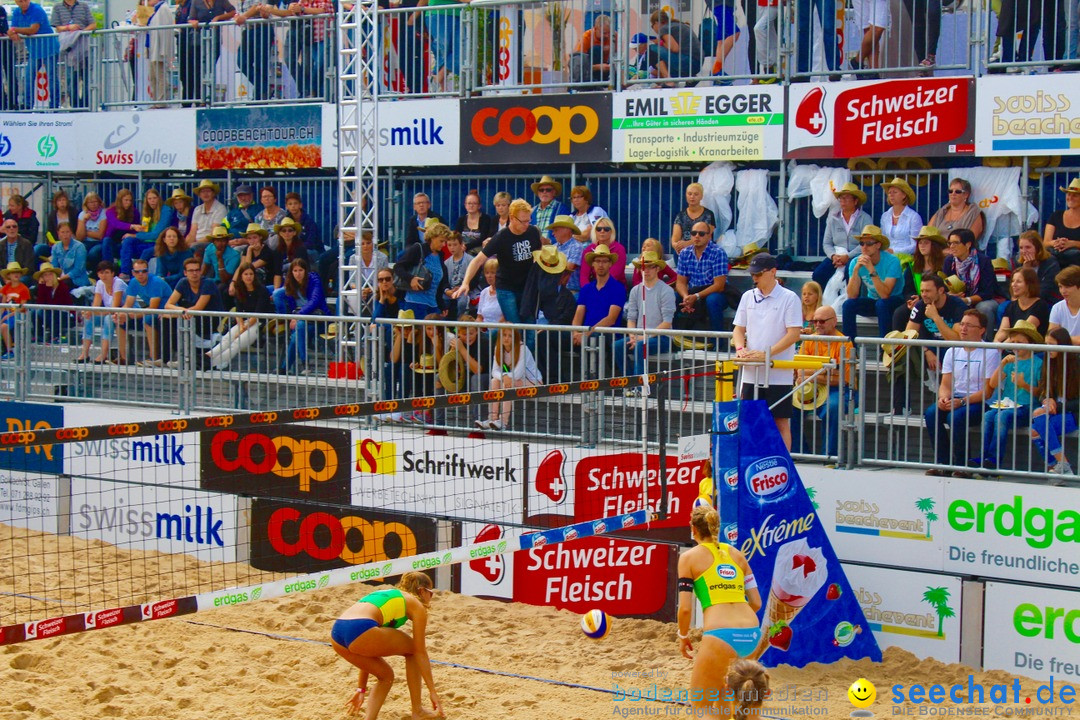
xmin=795 ymin=86 xmax=828 ymax=137
xmin=767 ymin=621 xmax=792 ymax=652
xmin=826 ymin=583 xmax=842 ymax=600
xmin=468 ymin=524 xmax=504 ymax=585
xmin=535 ymin=449 xmax=567 ymax=504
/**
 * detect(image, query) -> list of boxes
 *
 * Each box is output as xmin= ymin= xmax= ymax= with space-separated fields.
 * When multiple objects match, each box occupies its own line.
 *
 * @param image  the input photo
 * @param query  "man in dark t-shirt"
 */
xmin=893 ymin=273 xmax=963 ymax=413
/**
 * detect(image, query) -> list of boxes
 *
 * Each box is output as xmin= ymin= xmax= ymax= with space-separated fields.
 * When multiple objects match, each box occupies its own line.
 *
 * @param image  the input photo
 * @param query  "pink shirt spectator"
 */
xmin=579 ymin=240 xmax=627 ymax=288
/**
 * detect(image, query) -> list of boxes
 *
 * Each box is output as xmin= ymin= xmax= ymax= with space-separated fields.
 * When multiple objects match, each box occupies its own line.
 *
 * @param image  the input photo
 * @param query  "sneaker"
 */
xmin=489 ymin=419 xmax=506 ymax=431
xmin=925 ymin=468 xmax=947 ymax=477
xmin=474 ymin=419 xmax=487 ymax=429
xmin=166 ymin=360 xmax=179 ymax=369
xmin=919 ymin=55 xmax=936 ymax=73
xmin=1048 ymin=460 xmax=1073 ymax=484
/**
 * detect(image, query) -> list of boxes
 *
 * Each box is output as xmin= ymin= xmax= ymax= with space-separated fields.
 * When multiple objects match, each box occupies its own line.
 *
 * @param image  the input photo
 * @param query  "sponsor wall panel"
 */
xmin=0 ymin=469 xmax=64 ymax=534
xmin=459 ymin=520 xmax=677 ymax=620
xmin=352 ymin=429 xmax=526 ymax=523
xmin=799 ymin=465 xmax=945 ymax=571
xmin=611 ymin=87 xmax=784 ymax=162
xmin=976 ymin=75 xmax=1080 ymax=156
xmin=460 ymin=93 xmax=611 ymax=164
xmin=0 ymin=115 xmax=77 ymax=170
xmin=201 ymin=426 xmax=351 ymax=504
xmin=71 ymin=476 xmax=240 ymax=563
xmin=0 ymin=401 xmax=65 ymax=474
xmin=786 ymin=77 xmax=975 ymax=158
xmin=80 ymin=110 xmax=197 ymax=170
xmin=196 ymin=105 xmax=323 ymax=169
xmin=249 ymin=497 xmax=438 ymax=573
xmin=377 ymin=99 xmax=460 ymax=166
xmin=843 ymin=563 xmax=961 ymax=664
xmin=983 ymin=582 xmax=1080 ymax=683
xmin=942 ymin=478 xmax=1080 ymax=587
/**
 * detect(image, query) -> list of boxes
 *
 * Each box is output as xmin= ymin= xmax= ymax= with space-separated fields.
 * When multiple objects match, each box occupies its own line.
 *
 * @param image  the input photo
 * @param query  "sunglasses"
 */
xmin=538 ymin=187 xmax=555 ymax=193
xmin=946 ymin=240 xmax=964 ymax=246
xmin=596 ymin=227 xmax=612 ymax=232
xmin=858 ymin=240 xmax=879 ymax=246
xmin=132 ymin=268 xmax=149 ymax=274
xmin=280 ymin=228 xmax=297 ymax=232
xmin=378 ymin=277 xmax=393 ymax=282
xmin=689 ymin=230 xmax=709 ymax=237
xmin=812 ymin=318 xmax=832 ymax=324
xmin=948 ymin=189 xmax=967 ymax=194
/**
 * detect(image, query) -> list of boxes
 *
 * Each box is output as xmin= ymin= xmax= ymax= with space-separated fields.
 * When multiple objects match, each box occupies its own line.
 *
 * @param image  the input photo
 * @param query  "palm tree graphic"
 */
xmin=922 ymin=586 xmax=955 ymax=637
xmin=806 ymin=486 xmax=819 ymax=511
xmin=915 ymin=497 xmax=936 ymax=538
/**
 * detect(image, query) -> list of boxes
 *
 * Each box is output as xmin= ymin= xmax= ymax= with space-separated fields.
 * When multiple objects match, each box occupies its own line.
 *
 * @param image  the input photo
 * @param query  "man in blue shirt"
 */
xmin=530 ymin=176 xmax=569 ymax=244
xmin=572 ymin=245 xmax=626 ymax=375
xmin=118 ymin=258 xmax=172 ymax=367
xmin=675 ymin=220 xmax=729 ymax=335
xmin=843 ymin=224 xmax=905 ymax=339
xmin=8 ymin=0 xmax=60 ymax=109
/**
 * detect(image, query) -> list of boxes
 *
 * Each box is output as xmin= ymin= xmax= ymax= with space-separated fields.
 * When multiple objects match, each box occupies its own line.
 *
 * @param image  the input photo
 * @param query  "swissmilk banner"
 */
xmin=713 ymin=400 xmax=881 ymax=667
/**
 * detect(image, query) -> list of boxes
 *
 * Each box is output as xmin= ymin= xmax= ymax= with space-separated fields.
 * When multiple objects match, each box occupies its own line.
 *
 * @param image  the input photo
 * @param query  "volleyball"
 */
xmin=580 ymin=609 xmax=610 ymax=639
xmin=693 ymin=495 xmax=714 ymax=511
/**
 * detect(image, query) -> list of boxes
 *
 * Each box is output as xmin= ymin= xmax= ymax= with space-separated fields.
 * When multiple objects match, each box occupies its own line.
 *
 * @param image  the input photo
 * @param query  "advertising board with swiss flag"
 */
xmin=787 ymin=78 xmax=975 ymax=159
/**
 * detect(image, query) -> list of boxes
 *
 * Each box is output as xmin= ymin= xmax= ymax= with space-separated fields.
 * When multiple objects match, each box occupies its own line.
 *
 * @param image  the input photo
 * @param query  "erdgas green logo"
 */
xmin=947 ymin=495 xmax=1080 ymax=549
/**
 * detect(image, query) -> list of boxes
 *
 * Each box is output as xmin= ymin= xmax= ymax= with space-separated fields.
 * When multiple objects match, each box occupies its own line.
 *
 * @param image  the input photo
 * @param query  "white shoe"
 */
xmin=474 ymin=419 xmax=487 ymax=429
xmin=166 ymin=360 xmax=179 ymax=369
xmin=489 ymin=419 xmax=506 ymax=431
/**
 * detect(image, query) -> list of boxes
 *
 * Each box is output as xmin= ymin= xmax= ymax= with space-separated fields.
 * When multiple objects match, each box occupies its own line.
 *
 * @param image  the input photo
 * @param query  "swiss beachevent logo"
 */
xmin=814 ymin=485 xmax=936 ymax=543
xmin=856 ymin=583 xmax=955 ymax=641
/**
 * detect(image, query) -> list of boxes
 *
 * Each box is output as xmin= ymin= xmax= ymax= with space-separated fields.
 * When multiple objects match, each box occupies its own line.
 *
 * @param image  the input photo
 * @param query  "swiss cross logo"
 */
xmin=535 ymin=449 xmax=567 ymax=504
xmin=795 ymin=87 xmax=828 ymax=137
xmin=469 ymin=524 xmax=505 ymax=585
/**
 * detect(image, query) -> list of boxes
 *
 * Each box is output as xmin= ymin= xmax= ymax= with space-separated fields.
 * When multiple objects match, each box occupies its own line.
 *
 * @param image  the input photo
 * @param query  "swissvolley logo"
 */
xmin=833 ymin=496 xmax=935 ymax=542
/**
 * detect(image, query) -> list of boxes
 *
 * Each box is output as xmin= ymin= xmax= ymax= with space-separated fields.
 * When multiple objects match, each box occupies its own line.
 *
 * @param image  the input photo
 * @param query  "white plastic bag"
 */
xmin=735 ymin=169 xmax=779 ymax=253
xmin=786 ymin=160 xmax=821 ymax=200
xmin=952 ymin=166 xmax=1023 ymax=254
xmin=698 ymin=161 xmax=735 ymax=233
xmin=810 ymin=167 xmax=853 ymax=219
xmin=822 ymin=266 xmax=847 ymax=318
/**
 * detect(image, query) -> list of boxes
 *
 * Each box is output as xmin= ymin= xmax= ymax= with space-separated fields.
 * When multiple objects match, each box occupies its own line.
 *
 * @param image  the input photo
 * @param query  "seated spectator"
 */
xmin=103 ymin=189 xmax=142 ymax=265
xmin=995 ymin=267 xmax=1050 ymax=342
xmin=388 ymin=309 xmax=419 ymax=402
xmin=395 ymin=222 xmax=449 ymax=318
xmin=238 ymin=224 xmax=280 ymax=290
xmin=568 ymin=186 xmax=608 ymax=245
xmin=75 ymin=261 xmax=127 ymax=364
xmin=893 ymin=226 xmax=948 ymax=331
xmin=44 ymin=189 xmax=75 ymax=259
xmin=929 ymin=178 xmax=985 ymax=247
xmin=492 ymin=192 xmax=511 ymax=235
xmin=187 ymin=180 xmax=228 ymax=247
xmin=31 ymin=263 xmax=73 ymax=342
xmin=924 ymin=310 xmax=1000 ymax=475
xmin=442 ymin=232 xmax=473 ymax=321
xmin=580 ymin=218 xmax=626 ymax=288
xmin=5 ymin=194 xmax=39 ymax=246
xmin=154 ymin=227 xmax=193 ymax=289
xmin=1016 ymin=230 xmax=1061 ymax=304
xmin=405 ymin=192 xmax=445 ymax=248
xmin=975 ymin=320 xmax=1045 ymax=472
xmin=671 ymin=183 xmax=715 ymax=260
xmin=372 ymin=274 xmax=402 ymax=399
xmin=0 ymin=261 xmax=30 ymax=359
xmin=531 ymin=176 xmax=569 ymax=243
xmin=524 ymin=244 xmax=577 ymax=327
xmin=1049 ymin=265 xmax=1080 ymax=344
xmin=167 ymin=189 xmax=194 ymax=242
xmin=630 ymin=238 xmax=677 ymax=288
xmin=1030 ymin=327 xmax=1079 ymax=481
xmin=77 ymin=192 xmax=108 ymax=268
xmin=274 ymin=258 xmax=328 ymax=374
xmin=448 ymin=312 xmax=490 ymax=393
xmin=276 ymin=217 xmax=309 ymax=271
xmin=1044 ymin=179 xmax=1080 ymax=269
xmin=572 ymin=244 xmax=626 ymax=363
xmin=163 ymin=257 xmax=223 ymax=368
xmin=569 ymin=14 xmax=615 ymax=84
xmin=345 ymin=231 xmax=389 ymax=318
xmin=225 ymin=185 xmax=258 ymax=246
xmin=49 ymin=222 xmax=91 ymax=301
xmin=0 ymin=218 xmax=35 ymax=285
xmin=119 ymin=258 xmax=172 ymax=368
xmin=675 ymin=220 xmax=728 ymax=336
xmin=547 ymin=216 xmax=584 ymax=294
xmin=943 ymin=227 xmax=1001 ymax=337
xmin=879 ymin=177 xmax=923 ymax=258
xmin=842 ymin=225 xmax=904 ymax=339
xmin=120 ymin=188 xmax=175 ymax=279
xmin=204 ymin=226 xmax=242 ymax=293
xmin=476 ymin=258 xmax=503 ymax=324
xmin=649 ymin=9 xmax=702 ymax=80
xmin=800 ymin=281 xmax=822 ymax=334
xmin=208 ymin=262 xmax=271 ymax=369
xmin=615 ymin=250 xmax=676 ymax=385
xmin=283 ymin=192 xmax=322 ymax=257
xmin=255 ymin=187 xmax=288 ymax=252
xmin=454 ymin=189 xmax=496 ymax=252
xmin=481 ymin=326 xmax=541 ymax=431
xmin=790 ymin=306 xmax=854 ymax=458
xmin=812 ymin=183 xmax=872 ymax=290
xmin=893 ymin=273 xmax=967 ymax=414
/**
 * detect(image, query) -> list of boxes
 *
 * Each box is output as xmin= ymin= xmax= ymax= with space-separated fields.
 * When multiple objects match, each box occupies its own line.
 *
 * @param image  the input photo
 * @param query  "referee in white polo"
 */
xmin=732 ymin=253 xmax=804 ymax=449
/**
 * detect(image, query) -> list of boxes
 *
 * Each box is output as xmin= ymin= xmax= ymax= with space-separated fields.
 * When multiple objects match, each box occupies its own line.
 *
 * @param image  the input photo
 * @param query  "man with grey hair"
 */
xmin=404 ymin=192 xmax=444 ymax=247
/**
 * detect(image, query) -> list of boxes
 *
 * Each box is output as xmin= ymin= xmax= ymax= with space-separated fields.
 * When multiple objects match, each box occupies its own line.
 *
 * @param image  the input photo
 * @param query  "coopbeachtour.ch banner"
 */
xmin=713 ymin=399 xmax=882 ymax=667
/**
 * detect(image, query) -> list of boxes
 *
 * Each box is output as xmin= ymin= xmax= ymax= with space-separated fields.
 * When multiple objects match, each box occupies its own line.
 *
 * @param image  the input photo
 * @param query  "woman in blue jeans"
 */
xmin=273 ymin=258 xmax=328 ymax=374
xmin=1030 ymin=327 xmax=1080 ymax=481
xmin=614 ymin=251 xmax=675 ymax=386
xmin=973 ymin=321 xmax=1044 ymax=471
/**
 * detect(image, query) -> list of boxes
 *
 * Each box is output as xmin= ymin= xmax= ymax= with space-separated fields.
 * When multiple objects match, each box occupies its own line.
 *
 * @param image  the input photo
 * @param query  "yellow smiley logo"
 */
xmin=848 ymin=678 xmax=876 ymax=709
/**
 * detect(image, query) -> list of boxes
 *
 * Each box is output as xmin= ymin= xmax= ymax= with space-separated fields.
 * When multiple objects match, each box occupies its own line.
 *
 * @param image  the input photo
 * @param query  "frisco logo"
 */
xmin=724 ymin=467 xmax=738 ymax=489
xmin=724 ymin=414 xmax=739 ymax=431
xmin=622 ymin=515 xmax=636 ymax=529
xmin=593 ymin=520 xmax=607 ymax=535
xmin=532 ymin=534 xmax=547 ymax=548
xmin=746 ymin=456 xmax=790 ymax=499
xmin=564 ymin=527 xmax=579 ymax=542
xmin=717 ymin=564 xmax=738 ymax=580
xmin=725 ymin=523 xmax=739 ymax=543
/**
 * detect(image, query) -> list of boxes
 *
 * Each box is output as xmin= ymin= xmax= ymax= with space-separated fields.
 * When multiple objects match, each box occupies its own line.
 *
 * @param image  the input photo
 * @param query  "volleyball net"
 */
xmin=0 ymin=371 xmax=700 ymax=644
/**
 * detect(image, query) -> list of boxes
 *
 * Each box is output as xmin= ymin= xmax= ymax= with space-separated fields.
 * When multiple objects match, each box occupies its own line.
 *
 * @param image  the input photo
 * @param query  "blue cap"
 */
xmin=234 ymin=184 xmax=254 ymax=196
xmin=631 ymin=33 xmax=654 ymax=44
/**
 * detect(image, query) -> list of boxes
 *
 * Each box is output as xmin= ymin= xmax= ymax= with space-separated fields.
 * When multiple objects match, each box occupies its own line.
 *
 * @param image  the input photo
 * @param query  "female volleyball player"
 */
xmin=330 ymin=572 xmax=443 ymax=719
xmin=677 ymin=505 xmax=763 ymax=716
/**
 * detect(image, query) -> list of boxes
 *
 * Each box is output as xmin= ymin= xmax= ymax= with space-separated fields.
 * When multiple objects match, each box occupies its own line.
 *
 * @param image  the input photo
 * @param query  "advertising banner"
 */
xmin=196 ymin=105 xmax=323 ymax=169
xmin=459 ymin=520 xmax=678 ymax=620
xmin=377 ymin=99 xmax=460 ymax=166
xmin=976 ymin=75 xmax=1080 ymax=156
xmin=713 ymin=400 xmax=882 ymax=667
xmin=70 ymin=476 xmax=241 ymax=563
xmin=0 ymin=115 xmax=76 ymax=170
xmin=983 ymin=582 xmax=1080 ymax=683
xmin=843 ymin=563 xmax=962 ymax=664
xmin=460 ymin=93 xmax=611 ymax=164
xmin=201 ymin=426 xmax=351 ymax=504
xmin=787 ymin=77 xmax=976 ymax=158
xmin=0 ymin=469 xmax=64 ymax=534
xmin=249 ymin=497 xmax=438 ymax=573
xmin=941 ymin=477 xmax=1080 ymax=587
xmin=79 ymin=110 xmax=197 ymax=170
xmin=799 ymin=465 xmax=945 ymax=570
xmin=611 ymin=87 xmax=784 ymax=162
xmin=353 ymin=430 xmax=524 ymax=523
xmin=0 ymin=401 xmax=64 ymax=474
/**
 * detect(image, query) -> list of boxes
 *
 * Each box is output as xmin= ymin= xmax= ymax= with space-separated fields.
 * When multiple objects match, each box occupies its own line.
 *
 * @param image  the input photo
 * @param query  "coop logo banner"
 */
xmin=982 ymin=582 xmax=1080 ymax=683
xmin=197 ymin=105 xmax=323 ymax=169
xmin=976 ymin=74 xmax=1080 ymax=156
xmin=83 ymin=110 xmax=196 ymax=169
xmin=461 ymin=93 xmax=611 ymax=163
xmin=376 ymin=99 xmax=460 ymax=166
xmin=250 ymin=498 xmax=437 ymax=573
xmin=0 ymin=401 xmax=63 ymax=474
xmin=787 ymin=78 xmax=975 ymax=159
xmin=612 ymin=88 xmax=783 ymax=162
xmin=201 ymin=427 xmax=351 ymax=504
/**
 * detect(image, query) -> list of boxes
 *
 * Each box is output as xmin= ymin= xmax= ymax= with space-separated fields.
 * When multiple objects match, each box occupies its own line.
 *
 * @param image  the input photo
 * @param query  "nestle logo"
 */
xmin=745 ymin=456 xmax=790 ymax=499
xmin=717 ymin=564 xmax=738 ymax=580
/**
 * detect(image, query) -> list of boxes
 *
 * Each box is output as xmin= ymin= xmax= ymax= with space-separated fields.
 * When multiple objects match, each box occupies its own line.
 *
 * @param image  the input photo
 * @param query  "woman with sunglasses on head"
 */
xmin=929 ymin=178 xmax=985 ymax=247
xmin=579 ymin=219 xmax=627 ymax=288
xmin=331 ymin=572 xmax=443 ymax=719
xmin=568 ymin=185 xmax=608 ymax=245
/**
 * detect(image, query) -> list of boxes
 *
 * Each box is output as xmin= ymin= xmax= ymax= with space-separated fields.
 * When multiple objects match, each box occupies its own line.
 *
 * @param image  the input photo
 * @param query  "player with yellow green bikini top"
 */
xmin=360 ymin=588 xmax=409 ymax=629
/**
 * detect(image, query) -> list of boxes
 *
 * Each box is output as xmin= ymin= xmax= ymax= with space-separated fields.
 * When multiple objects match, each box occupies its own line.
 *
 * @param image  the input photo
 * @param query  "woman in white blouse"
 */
xmin=879 ymin=177 xmax=923 ymax=258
